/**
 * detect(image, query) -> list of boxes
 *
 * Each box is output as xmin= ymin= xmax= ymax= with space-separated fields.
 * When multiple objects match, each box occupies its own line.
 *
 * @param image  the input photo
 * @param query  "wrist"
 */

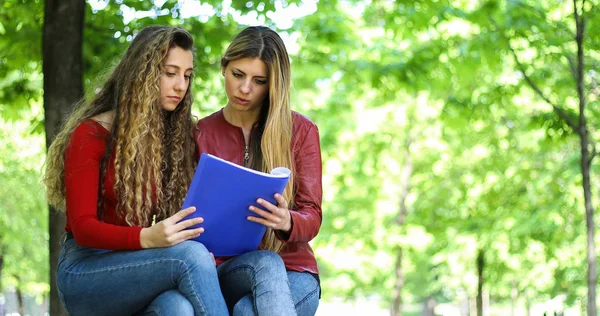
xmin=140 ymin=228 xmax=151 ymax=248
xmin=280 ymin=214 xmax=293 ymax=237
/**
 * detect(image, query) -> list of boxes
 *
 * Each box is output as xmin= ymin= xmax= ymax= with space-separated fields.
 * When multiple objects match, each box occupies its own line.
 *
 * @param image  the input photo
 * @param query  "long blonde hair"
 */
xmin=44 ymin=26 xmax=196 ymax=226
xmin=221 ymin=26 xmax=295 ymax=252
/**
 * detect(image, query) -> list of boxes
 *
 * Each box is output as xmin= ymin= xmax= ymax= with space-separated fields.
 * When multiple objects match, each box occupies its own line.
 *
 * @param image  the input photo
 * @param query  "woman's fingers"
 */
xmin=256 ymin=198 xmax=279 ymax=213
xmin=166 ymin=206 xmax=197 ymax=224
xmin=273 ymin=194 xmax=288 ymax=209
xmin=248 ymin=194 xmax=292 ymax=231
xmin=248 ymin=205 xmax=287 ymax=229
xmin=173 ymin=217 xmax=204 ymax=231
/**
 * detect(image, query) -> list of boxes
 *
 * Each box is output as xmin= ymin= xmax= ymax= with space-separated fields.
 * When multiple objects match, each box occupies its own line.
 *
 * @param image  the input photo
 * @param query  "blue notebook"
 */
xmin=181 ymin=153 xmax=291 ymax=256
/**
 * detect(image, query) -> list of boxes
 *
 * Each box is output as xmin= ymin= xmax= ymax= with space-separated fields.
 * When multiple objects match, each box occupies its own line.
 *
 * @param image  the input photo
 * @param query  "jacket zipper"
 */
xmin=240 ymin=128 xmax=249 ymax=167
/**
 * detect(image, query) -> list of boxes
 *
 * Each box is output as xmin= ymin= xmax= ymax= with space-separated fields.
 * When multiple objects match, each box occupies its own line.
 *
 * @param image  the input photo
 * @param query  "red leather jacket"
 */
xmin=195 ymin=109 xmax=322 ymax=274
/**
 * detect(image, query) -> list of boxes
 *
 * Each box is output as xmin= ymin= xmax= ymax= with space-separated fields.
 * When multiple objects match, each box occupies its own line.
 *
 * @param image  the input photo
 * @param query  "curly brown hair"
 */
xmin=44 ymin=26 xmax=197 ymax=227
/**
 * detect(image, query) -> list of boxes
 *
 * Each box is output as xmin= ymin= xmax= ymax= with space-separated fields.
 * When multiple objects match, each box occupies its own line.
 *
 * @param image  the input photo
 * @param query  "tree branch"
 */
xmin=590 ymin=146 xmax=598 ymax=166
xmin=489 ymin=16 xmax=579 ymax=131
xmin=508 ymin=39 xmax=579 ymax=131
xmin=507 ymin=0 xmax=573 ymax=35
xmin=566 ymin=54 xmax=578 ymax=82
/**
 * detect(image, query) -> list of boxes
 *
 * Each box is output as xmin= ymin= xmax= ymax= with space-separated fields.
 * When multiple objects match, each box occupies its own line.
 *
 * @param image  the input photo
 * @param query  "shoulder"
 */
xmin=197 ymin=109 xmax=225 ymax=130
xmin=68 ymin=120 xmax=110 ymax=151
xmin=291 ymin=111 xmax=320 ymax=153
xmin=292 ymin=111 xmax=319 ymax=134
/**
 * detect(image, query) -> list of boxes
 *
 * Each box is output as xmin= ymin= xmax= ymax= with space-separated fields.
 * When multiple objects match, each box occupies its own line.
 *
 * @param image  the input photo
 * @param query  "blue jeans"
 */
xmin=218 ymin=250 xmax=320 ymax=316
xmin=135 ymin=290 xmax=193 ymax=316
xmin=56 ymin=234 xmax=229 ymax=316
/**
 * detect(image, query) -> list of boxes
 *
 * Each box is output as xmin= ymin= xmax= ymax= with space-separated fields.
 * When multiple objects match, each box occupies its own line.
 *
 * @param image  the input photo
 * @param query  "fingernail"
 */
xmin=257 ymin=199 xmax=263 ymax=203
xmin=249 ymin=206 xmax=253 ymax=211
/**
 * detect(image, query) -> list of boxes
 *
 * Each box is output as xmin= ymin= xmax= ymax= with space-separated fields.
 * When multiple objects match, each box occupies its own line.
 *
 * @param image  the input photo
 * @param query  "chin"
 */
xmin=161 ymin=103 xmax=179 ymax=112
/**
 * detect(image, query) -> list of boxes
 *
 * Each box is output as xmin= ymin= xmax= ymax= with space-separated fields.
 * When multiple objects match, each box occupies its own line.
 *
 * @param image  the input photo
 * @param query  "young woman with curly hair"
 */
xmin=44 ymin=25 xmax=228 ymax=316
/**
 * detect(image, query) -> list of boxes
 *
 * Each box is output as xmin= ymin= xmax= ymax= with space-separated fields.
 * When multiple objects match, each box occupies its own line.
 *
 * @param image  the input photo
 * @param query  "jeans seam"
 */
xmin=219 ymin=264 xmax=256 ymax=277
xmin=179 ymin=265 xmax=207 ymax=315
xmin=56 ymin=282 xmax=72 ymax=316
xmin=294 ymin=284 xmax=320 ymax=309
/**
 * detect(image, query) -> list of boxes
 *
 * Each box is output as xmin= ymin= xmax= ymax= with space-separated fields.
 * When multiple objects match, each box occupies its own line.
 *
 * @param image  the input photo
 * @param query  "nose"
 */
xmin=240 ymin=79 xmax=251 ymax=94
xmin=174 ymin=76 xmax=187 ymax=92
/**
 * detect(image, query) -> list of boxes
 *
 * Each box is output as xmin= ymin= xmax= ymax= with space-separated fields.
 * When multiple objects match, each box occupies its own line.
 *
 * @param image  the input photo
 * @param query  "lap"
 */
xmin=57 ymin=238 xmax=214 ymax=316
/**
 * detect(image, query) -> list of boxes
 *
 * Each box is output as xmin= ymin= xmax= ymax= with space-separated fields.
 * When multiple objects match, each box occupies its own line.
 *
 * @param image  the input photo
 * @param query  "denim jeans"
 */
xmin=56 ymin=234 xmax=229 ymax=316
xmin=218 ymin=250 xmax=320 ymax=316
xmin=135 ymin=290 xmax=193 ymax=316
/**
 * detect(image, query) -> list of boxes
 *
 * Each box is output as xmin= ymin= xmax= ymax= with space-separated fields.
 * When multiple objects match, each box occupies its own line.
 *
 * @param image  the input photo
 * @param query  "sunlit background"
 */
xmin=1 ymin=0 xmax=599 ymax=315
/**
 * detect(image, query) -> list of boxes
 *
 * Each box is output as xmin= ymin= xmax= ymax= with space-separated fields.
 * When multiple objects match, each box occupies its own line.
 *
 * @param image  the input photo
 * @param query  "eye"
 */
xmin=256 ymin=79 xmax=267 ymax=85
xmin=232 ymin=71 xmax=243 ymax=78
xmin=166 ymin=72 xmax=176 ymax=77
xmin=184 ymin=74 xmax=193 ymax=80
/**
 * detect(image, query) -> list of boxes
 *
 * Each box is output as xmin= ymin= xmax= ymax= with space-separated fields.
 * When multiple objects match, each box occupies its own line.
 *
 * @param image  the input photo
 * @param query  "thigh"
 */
xmin=57 ymin=239 xmax=215 ymax=316
xmin=288 ymin=272 xmax=320 ymax=316
xmin=135 ymin=290 xmax=193 ymax=316
xmin=217 ymin=250 xmax=288 ymax=311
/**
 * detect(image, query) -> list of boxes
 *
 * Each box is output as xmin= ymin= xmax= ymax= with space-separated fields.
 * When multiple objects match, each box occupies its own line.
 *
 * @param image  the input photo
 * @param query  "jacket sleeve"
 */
xmin=65 ymin=123 xmax=142 ymax=250
xmin=279 ymin=123 xmax=323 ymax=243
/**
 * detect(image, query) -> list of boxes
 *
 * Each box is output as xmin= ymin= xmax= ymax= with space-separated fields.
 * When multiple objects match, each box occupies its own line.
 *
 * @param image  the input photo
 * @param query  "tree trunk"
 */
xmin=510 ymin=280 xmax=518 ymax=316
xmin=43 ymin=1 xmax=85 ymax=315
xmin=476 ymin=249 xmax=484 ymax=316
xmin=572 ymin=1 xmax=597 ymax=315
xmin=391 ymin=247 xmax=404 ymax=316
xmin=422 ymin=296 xmax=435 ymax=316
xmin=391 ymin=138 xmax=413 ymax=316
xmin=16 ymin=290 xmax=24 ymax=316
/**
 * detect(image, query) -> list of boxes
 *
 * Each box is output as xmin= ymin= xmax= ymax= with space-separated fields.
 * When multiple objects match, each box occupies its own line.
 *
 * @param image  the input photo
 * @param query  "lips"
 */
xmin=168 ymin=96 xmax=181 ymax=102
xmin=235 ymin=97 xmax=249 ymax=105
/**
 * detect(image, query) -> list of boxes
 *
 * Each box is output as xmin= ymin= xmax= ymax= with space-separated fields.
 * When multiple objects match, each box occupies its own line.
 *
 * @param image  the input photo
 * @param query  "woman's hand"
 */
xmin=247 ymin=194 xmax=292 ymax=233
xmin=140 ymin=207 xmax=204 ymax=248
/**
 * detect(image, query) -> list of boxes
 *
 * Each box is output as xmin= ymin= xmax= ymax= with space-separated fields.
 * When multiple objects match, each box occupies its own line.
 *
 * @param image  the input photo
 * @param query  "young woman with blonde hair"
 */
xmin=44 ymin=25 xmax=229 ymax=316
xmin=196 ymin=26 xmax=323 ymax=315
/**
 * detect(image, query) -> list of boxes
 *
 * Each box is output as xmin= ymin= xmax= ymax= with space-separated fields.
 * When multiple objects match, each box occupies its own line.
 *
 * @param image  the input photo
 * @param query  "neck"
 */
xmin=91 ymin=110 xmax=116 ymax=131
xmin=223 ymin=105 xmax=260 ymax=130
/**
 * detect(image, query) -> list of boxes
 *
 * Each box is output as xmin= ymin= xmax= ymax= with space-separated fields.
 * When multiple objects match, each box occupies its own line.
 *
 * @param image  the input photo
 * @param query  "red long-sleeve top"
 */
xmin=195 ymin=109 xmax=323 ymax=274
xmin=64 ymin=120 xmax=143 ymax=250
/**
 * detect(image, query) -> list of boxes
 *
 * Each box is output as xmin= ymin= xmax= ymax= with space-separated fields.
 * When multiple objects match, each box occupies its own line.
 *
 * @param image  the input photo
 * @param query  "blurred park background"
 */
xmin=1 ymin=0 xmax=600 ymax=315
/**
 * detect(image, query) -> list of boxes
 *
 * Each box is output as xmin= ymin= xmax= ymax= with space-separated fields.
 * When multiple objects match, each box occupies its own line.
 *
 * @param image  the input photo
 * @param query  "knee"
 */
xmin=166 ymin=292 xmax=194 ymax=315
xmin=144 ymin=290 xmax=194 ymax=316
xmin=165 ymin=241 xmax=214 ymax=270
xmin=250 ymin=250 xmax=285 ymax=273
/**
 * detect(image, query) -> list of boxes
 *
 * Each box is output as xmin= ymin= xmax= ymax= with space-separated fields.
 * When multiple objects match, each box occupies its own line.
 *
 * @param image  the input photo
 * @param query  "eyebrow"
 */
xmin=165 ymin=64 xmax=194 ymax=71
xmin=232 ymin=67 xmax=267 ymax=79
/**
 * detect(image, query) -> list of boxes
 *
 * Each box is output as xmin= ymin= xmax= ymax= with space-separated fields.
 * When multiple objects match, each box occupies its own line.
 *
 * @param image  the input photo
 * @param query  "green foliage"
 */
xmin=0 ymin=105 xmax=49 ymax=296
xmin=1 ymin=0 xmax=599 ymax=313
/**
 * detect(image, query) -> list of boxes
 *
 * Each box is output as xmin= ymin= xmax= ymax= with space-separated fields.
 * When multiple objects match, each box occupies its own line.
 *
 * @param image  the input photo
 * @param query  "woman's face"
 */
xmin=223 ymin=57 xmax=269 ymax=115
xmin=160 ymin=46 xmax=194 ymax=111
